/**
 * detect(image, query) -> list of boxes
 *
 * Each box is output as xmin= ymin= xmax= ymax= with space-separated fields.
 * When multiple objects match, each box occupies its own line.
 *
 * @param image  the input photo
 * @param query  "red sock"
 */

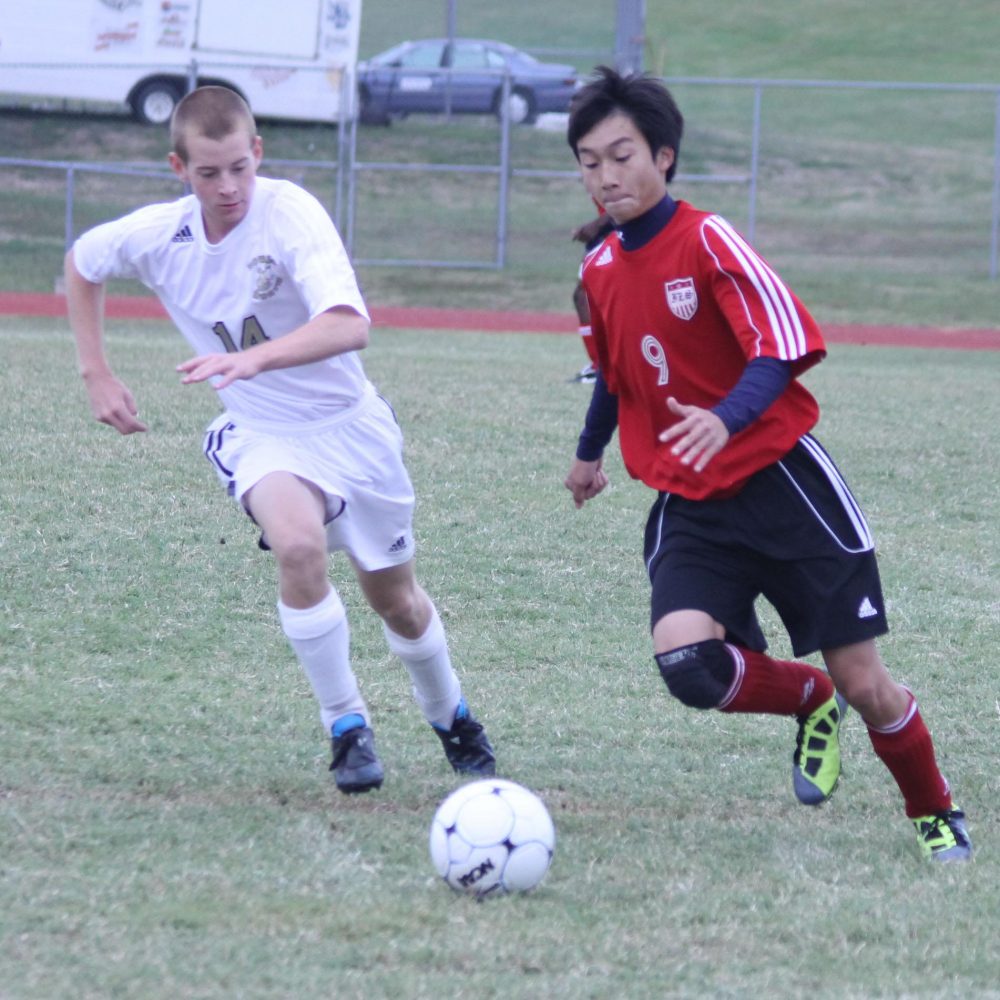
xmin=719 ymin=645 xmax=834 ymax=717
xmin=867 ymin=696 xmax=952 ymax=818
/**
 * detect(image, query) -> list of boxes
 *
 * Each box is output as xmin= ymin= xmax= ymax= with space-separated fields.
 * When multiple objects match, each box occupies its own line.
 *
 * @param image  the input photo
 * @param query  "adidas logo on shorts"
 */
xmin=857 ymin=596 xmax=878 ymax=619
xmin=388 ymin=535 xmax=408 ymax=554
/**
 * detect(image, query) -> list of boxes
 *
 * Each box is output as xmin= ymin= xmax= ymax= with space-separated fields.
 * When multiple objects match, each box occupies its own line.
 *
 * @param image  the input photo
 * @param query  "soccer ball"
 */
xmin=429 ymin=778 xmax=555 ymax=898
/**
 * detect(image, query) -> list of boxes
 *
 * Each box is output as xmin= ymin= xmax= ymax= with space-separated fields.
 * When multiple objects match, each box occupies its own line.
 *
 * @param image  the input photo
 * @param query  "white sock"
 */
xmin=278 ymin=589 xmax=366 ymax=735
xmin=383 ymin=607 xmax=461 ymax=729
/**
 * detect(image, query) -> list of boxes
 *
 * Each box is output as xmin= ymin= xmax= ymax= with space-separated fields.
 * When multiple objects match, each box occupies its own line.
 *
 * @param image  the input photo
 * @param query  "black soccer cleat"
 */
xmin=329 ymin=724 xmax=384 ymax=794
xmin=434 ymin=701 xmax=496 ymax=776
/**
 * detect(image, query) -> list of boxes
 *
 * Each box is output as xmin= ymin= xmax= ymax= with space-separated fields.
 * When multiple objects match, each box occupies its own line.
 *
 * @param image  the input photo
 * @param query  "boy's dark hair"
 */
xmin=568 ymin=66 xmax=684 ymax=182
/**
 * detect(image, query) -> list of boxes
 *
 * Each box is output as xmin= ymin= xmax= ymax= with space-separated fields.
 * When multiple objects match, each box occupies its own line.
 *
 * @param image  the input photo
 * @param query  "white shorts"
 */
xmin=202 ymin=384 xmax=417 ymax=571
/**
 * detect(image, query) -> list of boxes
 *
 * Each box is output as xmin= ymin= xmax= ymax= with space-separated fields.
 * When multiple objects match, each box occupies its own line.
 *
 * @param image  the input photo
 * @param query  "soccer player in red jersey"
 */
xmin=563 ymin=67 xmax=971 ymax=862
xmin=569 ymin=205 xmax=615 ymax=382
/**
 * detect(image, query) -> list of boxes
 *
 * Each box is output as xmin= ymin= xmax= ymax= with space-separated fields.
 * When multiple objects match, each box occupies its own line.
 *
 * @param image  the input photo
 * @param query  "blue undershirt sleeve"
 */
xmin=710 ymin=357 xmax=792 ymax=436
xmin=576 ymin=369 xmax=619 ymax=461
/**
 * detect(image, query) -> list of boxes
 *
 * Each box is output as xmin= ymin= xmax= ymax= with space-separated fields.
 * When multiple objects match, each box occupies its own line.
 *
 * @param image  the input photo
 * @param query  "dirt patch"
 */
xmin=2 ymin=290 xmax=998 ymax=350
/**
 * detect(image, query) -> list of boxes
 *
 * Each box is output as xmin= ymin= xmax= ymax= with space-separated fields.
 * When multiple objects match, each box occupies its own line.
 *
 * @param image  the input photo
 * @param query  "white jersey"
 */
xmin=73 ymin=176 xmax=371 ymax=432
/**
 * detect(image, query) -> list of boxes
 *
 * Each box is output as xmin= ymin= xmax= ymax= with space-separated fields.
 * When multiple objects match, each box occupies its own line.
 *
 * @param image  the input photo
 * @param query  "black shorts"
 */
xmin=644 ymin=434 xmax=889 ymax=657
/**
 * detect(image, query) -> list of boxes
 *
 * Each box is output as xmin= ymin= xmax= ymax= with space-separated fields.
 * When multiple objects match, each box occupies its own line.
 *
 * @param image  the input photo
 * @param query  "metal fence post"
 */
xmin=496 ymin=69 xmax=512 ymax=268
xmin=334 ymin=69 xmax=349 ymax=232
xmin=990 ymin=89 xmax=1000 ymax=280
xmin=345 ymin=95 xmax=359 ymax=257
xmin=64 ymin=166 xmax=75 ymax=251
xmin=615 ymin=0 xmax=646 ymax=73
xmin=747 ymin=83 xmax=762 ymax=245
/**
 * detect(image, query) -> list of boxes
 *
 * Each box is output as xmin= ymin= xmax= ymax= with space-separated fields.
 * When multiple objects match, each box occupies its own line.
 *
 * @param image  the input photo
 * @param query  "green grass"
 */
xmin=3 ymin=9 xmax=999 ymax=995
xmin=358 ymin=0 xmax=1000 ymax=86
xmin=4 ymin=1 xmax=1000 ymax=327
xmin=2 ymin=316 xmax=999 ymax=998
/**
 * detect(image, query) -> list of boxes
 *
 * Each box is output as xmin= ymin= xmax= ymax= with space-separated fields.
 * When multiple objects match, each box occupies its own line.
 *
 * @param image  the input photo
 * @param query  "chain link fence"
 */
xmin=3 ymin=70 xmax=1000 ymax=313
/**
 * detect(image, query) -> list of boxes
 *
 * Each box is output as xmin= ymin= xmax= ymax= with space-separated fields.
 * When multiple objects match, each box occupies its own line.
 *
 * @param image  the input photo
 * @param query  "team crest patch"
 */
xmin=665 ymin=278 xmax=698 ymax=320
xmin=248 ymin=255 xmax=283 ymax=300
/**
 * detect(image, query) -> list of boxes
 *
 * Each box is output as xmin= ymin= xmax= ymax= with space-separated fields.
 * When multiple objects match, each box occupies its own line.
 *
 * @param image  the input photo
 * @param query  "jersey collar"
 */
xmin=618 ymin=193 xmax=677 ymax=252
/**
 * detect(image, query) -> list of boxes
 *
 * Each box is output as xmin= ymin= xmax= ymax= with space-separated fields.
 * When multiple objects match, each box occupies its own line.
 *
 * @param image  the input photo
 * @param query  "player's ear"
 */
xmin=252 ymin=135 xmax=263 ymax=165
xmin=655 ymin=146 xmax=675 ymax=177
xmin=167 ymin=151 xmax=187 ymax=182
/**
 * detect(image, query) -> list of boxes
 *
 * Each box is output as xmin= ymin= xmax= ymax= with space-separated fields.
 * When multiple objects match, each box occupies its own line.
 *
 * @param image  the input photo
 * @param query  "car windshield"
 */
xmin=396 ymin=41 xmax=446 ymax=68
xmin=371 ymin=39 xmax=545 ymax=71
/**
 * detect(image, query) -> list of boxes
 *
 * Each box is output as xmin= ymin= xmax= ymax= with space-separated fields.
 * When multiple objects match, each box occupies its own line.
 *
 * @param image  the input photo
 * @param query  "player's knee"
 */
xmin=270 ymin=532 xmax=329 ymax=603
xmin=654 ymin=639 xmax=736 ymax=710
xmin=365 ymin=572 xmax=426 ymax=635
xmin=274 ymin=533 xmax=326 ymax=572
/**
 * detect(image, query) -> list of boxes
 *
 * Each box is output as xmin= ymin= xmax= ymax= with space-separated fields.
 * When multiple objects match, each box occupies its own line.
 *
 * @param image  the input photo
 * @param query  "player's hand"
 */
xmin=564 ymin=457 xmax=609 ymax=509
xmin=658 ymin=397 xmax=729 ymax=473
xmin=176 ymin=351 xmax=262 ymax=389
xmin=83 ymin=371 xmax=148 ymax=435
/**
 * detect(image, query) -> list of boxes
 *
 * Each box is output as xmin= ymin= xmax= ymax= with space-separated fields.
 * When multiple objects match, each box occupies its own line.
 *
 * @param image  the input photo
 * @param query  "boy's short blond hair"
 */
xmin=170 ymin=86 xmax=257 ymax=163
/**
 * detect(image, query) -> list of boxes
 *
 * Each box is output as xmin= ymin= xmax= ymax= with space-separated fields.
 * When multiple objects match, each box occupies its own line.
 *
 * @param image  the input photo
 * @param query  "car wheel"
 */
xmin=131 ymin=79 xmax=183 ymax=125
xmin=495 ymin=86 xmax=537 ymax=126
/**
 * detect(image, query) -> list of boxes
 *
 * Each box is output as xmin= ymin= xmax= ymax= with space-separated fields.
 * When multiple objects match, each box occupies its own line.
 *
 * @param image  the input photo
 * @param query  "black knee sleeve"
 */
xmin=655 ymin=639 xmax=736 ymax=710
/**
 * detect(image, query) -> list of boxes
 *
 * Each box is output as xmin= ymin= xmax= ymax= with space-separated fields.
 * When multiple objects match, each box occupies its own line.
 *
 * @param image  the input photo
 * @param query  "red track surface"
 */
xmin=2 ymin=291 xmax=998 ymax=350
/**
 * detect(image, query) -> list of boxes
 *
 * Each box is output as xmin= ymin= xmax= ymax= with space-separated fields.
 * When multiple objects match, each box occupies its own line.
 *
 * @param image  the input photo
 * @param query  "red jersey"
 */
xmin=581 ymin=201 xmax=826 ymax=500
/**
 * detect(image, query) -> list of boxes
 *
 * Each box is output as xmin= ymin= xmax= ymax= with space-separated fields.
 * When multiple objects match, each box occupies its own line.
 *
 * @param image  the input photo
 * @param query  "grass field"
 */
xmin=2 ymin=315 xmax=998 ymax=998
xmin=3 ymin=1 xmax=1000 ymax=327
xmin=357 ymin=0 xmax=1000 ymax=85
xmin=2 ymin=4 xmax=999 ymax=996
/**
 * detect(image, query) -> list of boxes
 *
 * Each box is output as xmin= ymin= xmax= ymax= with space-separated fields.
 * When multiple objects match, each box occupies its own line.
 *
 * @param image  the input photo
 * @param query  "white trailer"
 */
xmin=0 ymin=0 xmax=362 ymax=124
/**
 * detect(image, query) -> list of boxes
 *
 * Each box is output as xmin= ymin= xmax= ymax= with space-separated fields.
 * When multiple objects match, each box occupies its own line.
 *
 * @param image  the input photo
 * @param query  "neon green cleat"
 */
xmin=913 ymin=808 xmax=973 ymax=863
xmin=793 ymin=691 xmax=848 ymax=805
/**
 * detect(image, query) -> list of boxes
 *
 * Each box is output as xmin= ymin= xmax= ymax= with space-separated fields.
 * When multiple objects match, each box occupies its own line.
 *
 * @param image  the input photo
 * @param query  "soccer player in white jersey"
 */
xmin=65 ymin=86 xmax=495 ymax=794
xmin=563 ymin=67 xmax=971 ymax=862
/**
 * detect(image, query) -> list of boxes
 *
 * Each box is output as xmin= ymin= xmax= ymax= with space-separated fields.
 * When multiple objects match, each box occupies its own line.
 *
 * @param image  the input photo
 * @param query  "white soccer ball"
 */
xmin=429 ymin=778 xmax=555 ymax=898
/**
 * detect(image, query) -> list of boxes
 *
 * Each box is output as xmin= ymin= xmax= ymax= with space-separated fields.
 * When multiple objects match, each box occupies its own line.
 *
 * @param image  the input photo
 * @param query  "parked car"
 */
xmin=357 ymin=38 xmax=579 ymax=125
